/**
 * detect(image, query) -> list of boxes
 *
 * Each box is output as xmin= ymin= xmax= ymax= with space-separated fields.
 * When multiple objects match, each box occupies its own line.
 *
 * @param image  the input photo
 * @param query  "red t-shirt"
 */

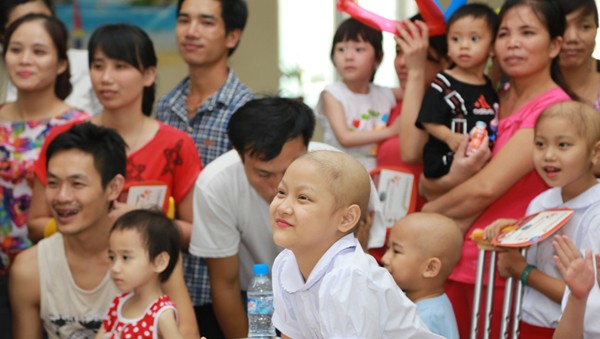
xmin=34 ymin=120 xmax=202 ymax=204
xmin=376 ymin=102 xmax=426 ymax=211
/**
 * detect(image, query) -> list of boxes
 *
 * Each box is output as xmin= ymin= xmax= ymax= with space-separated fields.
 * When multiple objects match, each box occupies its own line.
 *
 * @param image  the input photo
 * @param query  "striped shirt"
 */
xmin=156 ymin=68 xmax=254 ymax=306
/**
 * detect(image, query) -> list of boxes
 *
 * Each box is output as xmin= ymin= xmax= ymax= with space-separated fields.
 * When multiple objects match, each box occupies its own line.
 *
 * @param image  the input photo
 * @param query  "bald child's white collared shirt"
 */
xmin=272 ymin=234 xmax=443 ymax=339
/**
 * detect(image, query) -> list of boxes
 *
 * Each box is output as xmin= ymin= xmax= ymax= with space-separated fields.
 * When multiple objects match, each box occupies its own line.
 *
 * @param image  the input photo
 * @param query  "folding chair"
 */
xmin=470 ymin=236 xmax=527 ymax=339
xmin=368 ymin=165 xmax=419 ymax=263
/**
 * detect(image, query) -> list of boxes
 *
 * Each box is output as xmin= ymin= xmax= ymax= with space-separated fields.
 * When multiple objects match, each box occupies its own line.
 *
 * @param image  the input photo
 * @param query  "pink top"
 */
xmin=450 ymin=86 xmax=571 ymax=284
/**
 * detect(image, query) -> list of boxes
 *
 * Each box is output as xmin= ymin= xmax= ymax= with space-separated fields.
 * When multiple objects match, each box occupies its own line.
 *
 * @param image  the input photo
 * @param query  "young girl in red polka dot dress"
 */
xmin=95 ymin=210 xmax=183 ymax=339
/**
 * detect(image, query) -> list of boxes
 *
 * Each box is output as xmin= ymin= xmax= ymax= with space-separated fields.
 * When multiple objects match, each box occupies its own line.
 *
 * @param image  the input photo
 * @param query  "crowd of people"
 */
xmin=1 ymin=0 xmax=600 ymax=338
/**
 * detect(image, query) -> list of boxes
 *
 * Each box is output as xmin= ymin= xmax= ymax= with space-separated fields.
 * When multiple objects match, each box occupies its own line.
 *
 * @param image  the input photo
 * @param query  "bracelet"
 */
xmin=43 ymin=218 xmax=57 ymax=238
xmin=520 ymin=264 xmax=536 ymax=285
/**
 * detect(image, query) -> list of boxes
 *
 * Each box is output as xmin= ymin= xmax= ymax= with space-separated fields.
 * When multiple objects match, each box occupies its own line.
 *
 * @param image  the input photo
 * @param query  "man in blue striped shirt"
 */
xmin=156 ymin=0 xmax=254 ymax=337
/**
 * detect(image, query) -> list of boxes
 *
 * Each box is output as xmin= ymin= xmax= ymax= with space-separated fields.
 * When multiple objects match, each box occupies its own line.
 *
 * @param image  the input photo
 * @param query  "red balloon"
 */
xmin=336 ymin=0 xmax=446 ymax=36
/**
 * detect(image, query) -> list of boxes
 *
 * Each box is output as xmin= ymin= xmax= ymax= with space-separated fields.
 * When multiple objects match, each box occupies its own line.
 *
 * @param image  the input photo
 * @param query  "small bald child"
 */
xmin=270 ymin=151 xmax=442 ymax=338
xmin=383 ymin=213 xmax=463 ymax=339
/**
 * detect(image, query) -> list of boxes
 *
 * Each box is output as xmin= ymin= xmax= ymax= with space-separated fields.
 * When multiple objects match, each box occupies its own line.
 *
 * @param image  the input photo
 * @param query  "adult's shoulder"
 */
xmin=196 ymin=149 xmax=243 ymax=187
xmin=10 ymin=245 xmax=40 ymax=292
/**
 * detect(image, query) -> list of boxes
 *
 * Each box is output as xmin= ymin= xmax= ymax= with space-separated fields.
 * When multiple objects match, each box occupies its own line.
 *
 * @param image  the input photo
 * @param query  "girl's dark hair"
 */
xmin=3 ymin=13 xmax=71 ymax=100
xmin=556 ymin=0 xmax=598 ymax=27
xmin=330 ymin=18 xmax=383 ymax=82
xmin=111 ymin=209 xmax=181 ymax=283
xmin=0 ymin=0 xmax=55 ymax=36
xmin=498 ymin=0 xmax=577 ymax=100
xmin=88 ymin=24 xmax=157 ymax=116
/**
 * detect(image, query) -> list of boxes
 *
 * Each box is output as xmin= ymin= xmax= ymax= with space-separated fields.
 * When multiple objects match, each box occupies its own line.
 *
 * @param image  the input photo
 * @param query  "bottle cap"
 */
xmin=253 ymin=263 xmax=269 ymax=275
xmin=475 ymin=121 xmax=487 ymax=127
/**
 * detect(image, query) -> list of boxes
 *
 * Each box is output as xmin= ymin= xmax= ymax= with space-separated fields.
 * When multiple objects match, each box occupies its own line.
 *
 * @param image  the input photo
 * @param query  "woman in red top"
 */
xmin=28 ymin=24 xmax=202 ymax=246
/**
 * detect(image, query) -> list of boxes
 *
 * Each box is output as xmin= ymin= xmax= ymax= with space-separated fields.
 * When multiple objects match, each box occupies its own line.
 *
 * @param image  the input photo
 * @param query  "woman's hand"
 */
xmin=395 ymin=20 xmax=429 ymax=71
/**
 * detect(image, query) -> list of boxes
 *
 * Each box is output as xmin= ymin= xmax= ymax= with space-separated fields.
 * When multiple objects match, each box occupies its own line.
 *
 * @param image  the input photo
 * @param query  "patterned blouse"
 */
xmin=0 ymin=106 xmax=89 ymax=274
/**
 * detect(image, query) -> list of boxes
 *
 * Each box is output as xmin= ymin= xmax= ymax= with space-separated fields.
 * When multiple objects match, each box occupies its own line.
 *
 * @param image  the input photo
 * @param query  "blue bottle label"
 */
xmin=247 ymin=296 xmax=273 ymax=315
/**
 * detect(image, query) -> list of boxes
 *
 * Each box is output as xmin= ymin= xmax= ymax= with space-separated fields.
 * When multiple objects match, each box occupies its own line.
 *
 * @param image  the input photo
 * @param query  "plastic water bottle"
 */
xmin=466 ymin=121 xmax=488 ymax=156
xmin=247 ymin=263 xmax=276 ymax=338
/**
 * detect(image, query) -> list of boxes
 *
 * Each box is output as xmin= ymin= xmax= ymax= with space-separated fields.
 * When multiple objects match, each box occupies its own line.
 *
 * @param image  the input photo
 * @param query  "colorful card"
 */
xmin=126 ymin=183 xmax=168 ymax=212
xmin=492 ymin=208 xmax=574 ymax=247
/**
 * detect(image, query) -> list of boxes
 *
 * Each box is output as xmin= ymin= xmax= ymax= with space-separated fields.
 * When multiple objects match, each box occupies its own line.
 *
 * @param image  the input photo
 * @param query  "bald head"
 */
xmin=395 ymin=212 xmax=463 ymax=278
xmin=537 ymin=101 xmax=600 ymax=148
xmin=297 ymin=151 xmax=371 ymax=219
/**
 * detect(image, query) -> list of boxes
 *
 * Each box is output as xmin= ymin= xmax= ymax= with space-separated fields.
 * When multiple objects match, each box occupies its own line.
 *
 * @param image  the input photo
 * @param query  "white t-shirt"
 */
xmin=560 ymin=185 xmax=600 ymax=338
xmin=316 ymin=81 xmax=396 ymax=171
xmin=272 ymin=234 xmax=442 ymax=339
xmin=189 ymin=141 xmax=386 ymax=290
xmin=521 ymin=182 xmax=600 ymax=327
xmin=6 ymin=49 xmax=102 ymax=114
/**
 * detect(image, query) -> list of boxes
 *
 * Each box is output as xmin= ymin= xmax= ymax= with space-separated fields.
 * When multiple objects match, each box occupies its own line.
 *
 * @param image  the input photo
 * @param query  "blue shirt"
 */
xmin=156 ymin=69 xmax=253 ymax=306
xmin=416 ymin=293 xmax=460 ymax=339
xmin=156 ymin=69 xmax=254 ymax=166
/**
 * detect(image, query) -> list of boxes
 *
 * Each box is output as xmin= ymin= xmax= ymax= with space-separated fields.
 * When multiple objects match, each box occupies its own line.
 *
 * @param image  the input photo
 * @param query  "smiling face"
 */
xmin=89 ymin=50 xmax=155 ymax=114
xmin=534 ymin=116 xmax=598 ymax=201
xmin=447 ymin=16 xmax=494 ymax=72
xmin=332 ymin=38 xmax=379 ymax=85
xmin=46 ymin=149 xmax=118 ymax=235
xmin=494 ymin=5 xmax=562 ymax=79
xmin=270 ymin=157 xmax=347 ymax=258
xmin=109 ymin=228 xmax=161 ymax=292
xmin=559 ymin=7 xmax=598 ymax=69
xmin=175 ymin=0 xmax=239 ymax=67
xmin=4 ymin=19 xmax=66 ymax=94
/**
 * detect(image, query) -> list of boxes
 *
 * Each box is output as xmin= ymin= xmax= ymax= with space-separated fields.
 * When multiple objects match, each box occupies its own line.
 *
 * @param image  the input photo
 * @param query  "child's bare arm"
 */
xmin=321 ymin=92 xmax=398 ymax=147
xmin=552 ymin=235 xmax=595 ymax=339
xmin=497 ymin=249 xmax=565 ymax=302
xmin=94 ymin=327 xmax=105 ymax=339
xmin=158 ymin=309 xmax=184 ymax=339
xmin=422 ymin=122 xmax=464 ymax=151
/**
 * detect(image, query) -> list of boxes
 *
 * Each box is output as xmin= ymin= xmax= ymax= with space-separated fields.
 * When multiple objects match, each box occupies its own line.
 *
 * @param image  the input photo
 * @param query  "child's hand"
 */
xmin=497 ymin=248 xmax=527 ymax=279
xmin=483 ymin=218 xmax=518 ymax=240
xmin=553 ymin=235 xmax=595 ymax=300
xmin=446 ymin=132 xmax=466 ymax=152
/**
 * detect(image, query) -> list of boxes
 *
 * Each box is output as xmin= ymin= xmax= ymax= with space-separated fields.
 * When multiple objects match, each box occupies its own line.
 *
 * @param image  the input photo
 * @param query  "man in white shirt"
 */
xmin=189 ymin=97 xmax=386 ymax=338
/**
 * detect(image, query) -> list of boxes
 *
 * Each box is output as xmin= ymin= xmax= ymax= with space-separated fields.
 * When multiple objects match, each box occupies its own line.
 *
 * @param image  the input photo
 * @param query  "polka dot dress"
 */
xmin=102 ymin=292 xmax=177 ymax=339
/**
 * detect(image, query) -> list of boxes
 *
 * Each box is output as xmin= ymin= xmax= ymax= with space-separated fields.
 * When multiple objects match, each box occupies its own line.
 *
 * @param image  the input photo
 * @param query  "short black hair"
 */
xmin=0 ymin=0 xmax=54 ymax=36
xmin=330 ymin=18 xmax=383 ymax=81
xmin=176 ymin=0 xmax=248 ymax=56
xmin=111 ymin=209 xmax=181 ymax=283
xmin=447 ymin=3 xmax=499 ymax=39
xmin=46 ymin=122 xmax=127 ymax=189
xmin=228 ymin=97 xmax=315 ymax=161
xmin=3 ymin=13 xmax=71 ymax=99
xmin=88 ymin=24 xmax=157 ymax=116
